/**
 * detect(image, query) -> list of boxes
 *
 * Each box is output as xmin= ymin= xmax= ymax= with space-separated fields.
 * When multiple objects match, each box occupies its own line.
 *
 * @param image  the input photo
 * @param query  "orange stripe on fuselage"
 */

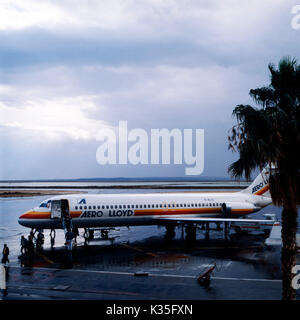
xmin=134 ymin=208 xmax=221 ymax=216
xmin=19 ymin=211 xmax=82 ymax=219
xmin=134 ymin=208 xmax=253 ymax=216
xmin=70 ymin=211 xmax=82 ymax=218
xmin=254 ymin=184 xmax=270 ymax=196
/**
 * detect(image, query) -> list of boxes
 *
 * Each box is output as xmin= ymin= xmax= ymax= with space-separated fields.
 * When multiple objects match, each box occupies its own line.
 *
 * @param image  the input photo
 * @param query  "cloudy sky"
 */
xmin=0 ymin=0 xmax=299 ymax=180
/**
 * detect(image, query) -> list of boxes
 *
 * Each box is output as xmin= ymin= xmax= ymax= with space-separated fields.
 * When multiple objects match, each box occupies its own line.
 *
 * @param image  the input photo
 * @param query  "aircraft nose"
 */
xmin=18 ymin=210 xmax=34 ymax=225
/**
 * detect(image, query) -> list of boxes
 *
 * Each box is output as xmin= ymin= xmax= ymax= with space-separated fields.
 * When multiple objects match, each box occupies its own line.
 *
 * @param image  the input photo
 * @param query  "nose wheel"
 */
xmin=185 ymin=224 xmax=196 ymax=242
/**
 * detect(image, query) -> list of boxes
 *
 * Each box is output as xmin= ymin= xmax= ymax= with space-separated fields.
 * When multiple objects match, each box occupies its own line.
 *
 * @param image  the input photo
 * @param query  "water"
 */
xmin=0 ymin=181 xmax=249 ymax=188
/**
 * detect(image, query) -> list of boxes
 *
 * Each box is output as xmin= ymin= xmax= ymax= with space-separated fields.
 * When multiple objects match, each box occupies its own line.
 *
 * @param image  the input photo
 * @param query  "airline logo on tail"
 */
xmin=252 ymin=182 xmax=270 ymax=195
xmin=241 ymin=168 xmax=270 ymax=196
xmin=252 ymin=169 xmax=269 ymax=195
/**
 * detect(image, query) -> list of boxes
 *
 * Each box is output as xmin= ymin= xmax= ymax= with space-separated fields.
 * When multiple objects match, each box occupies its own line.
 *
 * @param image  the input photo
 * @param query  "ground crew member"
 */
xmin=36 ymin=232 xmax=44 ymax=251
xmin=1 ymin=244 xmax=9 ymax=265
xmin=20 ymin=236 xmax=27 ymax=255
xmin=27 ymin=235 xmax=34 ymax=263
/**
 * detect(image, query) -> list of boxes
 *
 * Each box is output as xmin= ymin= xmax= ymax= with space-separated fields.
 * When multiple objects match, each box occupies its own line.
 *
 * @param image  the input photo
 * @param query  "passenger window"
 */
xmin=79 ymin=206 xmax=82 ymax=210
xmin=110 ymin=205 xmax=113 ymax=209
xmin=191 ymin=204 xmax=194 ymax=207
xmin=75 ymin=206 xmax=78 ymax=210
xmin=84 ymin=206 xmax=87 ymax=209
xmin=93 ymin=206 xmax=96 ymax=209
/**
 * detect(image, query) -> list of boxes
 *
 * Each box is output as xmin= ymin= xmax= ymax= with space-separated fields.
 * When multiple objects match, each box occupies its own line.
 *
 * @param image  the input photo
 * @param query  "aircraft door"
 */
xmin=51 ymin=200 xmax=62 ymax=219
xmin=50 ymin=199 xmax=70 ymax=220
xmin=61 ymin=199 xmax=70 ymax=220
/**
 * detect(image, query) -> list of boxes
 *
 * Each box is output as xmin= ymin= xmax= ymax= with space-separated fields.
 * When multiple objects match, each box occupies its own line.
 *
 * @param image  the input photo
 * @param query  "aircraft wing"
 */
xmin=156 ymin=217 xmax=275 ymax=224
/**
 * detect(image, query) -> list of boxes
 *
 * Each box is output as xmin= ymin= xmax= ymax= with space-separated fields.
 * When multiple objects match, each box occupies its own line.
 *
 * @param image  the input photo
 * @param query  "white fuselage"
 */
xmin=18 ymin=191 xmax=272 ymax=229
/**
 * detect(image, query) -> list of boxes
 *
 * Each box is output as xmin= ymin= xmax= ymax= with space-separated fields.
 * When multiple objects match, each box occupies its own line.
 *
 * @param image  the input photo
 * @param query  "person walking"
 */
xmin=27 ymin=235 xmax=34 ymax=264
xmin=20 ymin=236 xmax=27 ymax=255
xmin=1 ymin=244 xmax=9 ymax=265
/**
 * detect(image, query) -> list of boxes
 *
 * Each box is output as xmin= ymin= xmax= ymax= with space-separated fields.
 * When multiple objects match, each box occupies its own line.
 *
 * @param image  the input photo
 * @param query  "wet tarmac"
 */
xmin=2 ymin=226 xmax=299 ymax=300
xmin=1 ymin=193 xmax=300 ymax=300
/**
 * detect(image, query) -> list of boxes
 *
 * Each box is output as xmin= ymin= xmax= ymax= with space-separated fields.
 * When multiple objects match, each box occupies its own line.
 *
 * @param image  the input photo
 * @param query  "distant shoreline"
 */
xmin=0 ymin=184 xmax=247 ymax=198
xmin=0 ymin=184 xmax=246 ymax=190
xmin=0 ymin=190 xmax=86 ymax=198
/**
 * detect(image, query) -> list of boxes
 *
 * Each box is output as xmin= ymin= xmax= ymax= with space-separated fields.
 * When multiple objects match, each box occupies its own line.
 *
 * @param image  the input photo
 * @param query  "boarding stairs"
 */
xmin=61 ymin=213 xmax=73 ymax=236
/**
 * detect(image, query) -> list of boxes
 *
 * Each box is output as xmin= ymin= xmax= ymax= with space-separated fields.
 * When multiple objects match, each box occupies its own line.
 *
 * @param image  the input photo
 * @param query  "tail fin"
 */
xmin=240 ymin=167 xmax=270 ymax=197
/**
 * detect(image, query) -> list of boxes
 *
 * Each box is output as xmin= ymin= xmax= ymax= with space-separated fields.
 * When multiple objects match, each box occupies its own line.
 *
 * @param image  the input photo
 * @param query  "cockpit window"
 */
xmin=39 ymin=202 xmax=47 ymax=208
xmin=40 ymin=200 xmax=51 ymax=208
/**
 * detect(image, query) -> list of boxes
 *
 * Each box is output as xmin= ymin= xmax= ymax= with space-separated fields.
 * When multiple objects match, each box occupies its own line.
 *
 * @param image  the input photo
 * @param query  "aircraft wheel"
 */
xmin=165 ymin=225 xmax=176 ymax=240
xmin=185 ymin=225 xmax=196 ymax=241
xmin=88 ymin=230 xmax=94 ymax=240
xmin=235 ymin=226 xmax=242 ymax=234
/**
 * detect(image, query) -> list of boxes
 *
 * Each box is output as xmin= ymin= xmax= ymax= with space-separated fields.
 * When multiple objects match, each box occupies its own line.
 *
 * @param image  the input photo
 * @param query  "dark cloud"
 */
xmin=0 ymin=1 xmax=299 ymax=179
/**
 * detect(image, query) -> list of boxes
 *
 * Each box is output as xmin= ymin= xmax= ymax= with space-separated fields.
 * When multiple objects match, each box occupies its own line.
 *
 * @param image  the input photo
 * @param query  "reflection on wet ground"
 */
xmin=1 ymin=195 xmax=299 ymax=300
xmin=3 ymin=226 xmax=297 ymax=300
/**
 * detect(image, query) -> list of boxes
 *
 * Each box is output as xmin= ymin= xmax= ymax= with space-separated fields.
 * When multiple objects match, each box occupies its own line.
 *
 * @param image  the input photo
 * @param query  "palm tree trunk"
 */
xmin=281 ymin=206 xmax=298 ymax=300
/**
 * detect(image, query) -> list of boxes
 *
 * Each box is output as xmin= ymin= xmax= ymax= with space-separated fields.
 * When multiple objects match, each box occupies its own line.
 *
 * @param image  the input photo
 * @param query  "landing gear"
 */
xmin=164 ymin=225 xmax=176 ymax=240
xmin=205 ymin=222 xmax=210 ymax=240
xmin=224 ymin=221 xmax=230 ymax=241
xmin=101 ymin=229 xmax=109 ymax=240
xmin=83 ymin=228 xmax=89 ymax=245
xmin=216 ymin=223 xmax=222 ymax=231
xmin=185 ymin=224 xmax=196 ymax=242
xmin=235 ymin=226 xmax=242 ymax=235
xmin=88 ymin=230 xmax=94 ymax=240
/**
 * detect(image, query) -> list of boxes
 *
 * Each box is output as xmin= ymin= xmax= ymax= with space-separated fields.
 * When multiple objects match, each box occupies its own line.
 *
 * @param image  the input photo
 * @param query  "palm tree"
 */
xmin=228 ymin=56 xmax=300 ymax=300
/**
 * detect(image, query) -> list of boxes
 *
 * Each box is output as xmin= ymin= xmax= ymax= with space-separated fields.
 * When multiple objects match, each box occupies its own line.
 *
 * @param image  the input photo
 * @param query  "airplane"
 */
xmin=18 ymin=168 xmax=273 ymax=244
